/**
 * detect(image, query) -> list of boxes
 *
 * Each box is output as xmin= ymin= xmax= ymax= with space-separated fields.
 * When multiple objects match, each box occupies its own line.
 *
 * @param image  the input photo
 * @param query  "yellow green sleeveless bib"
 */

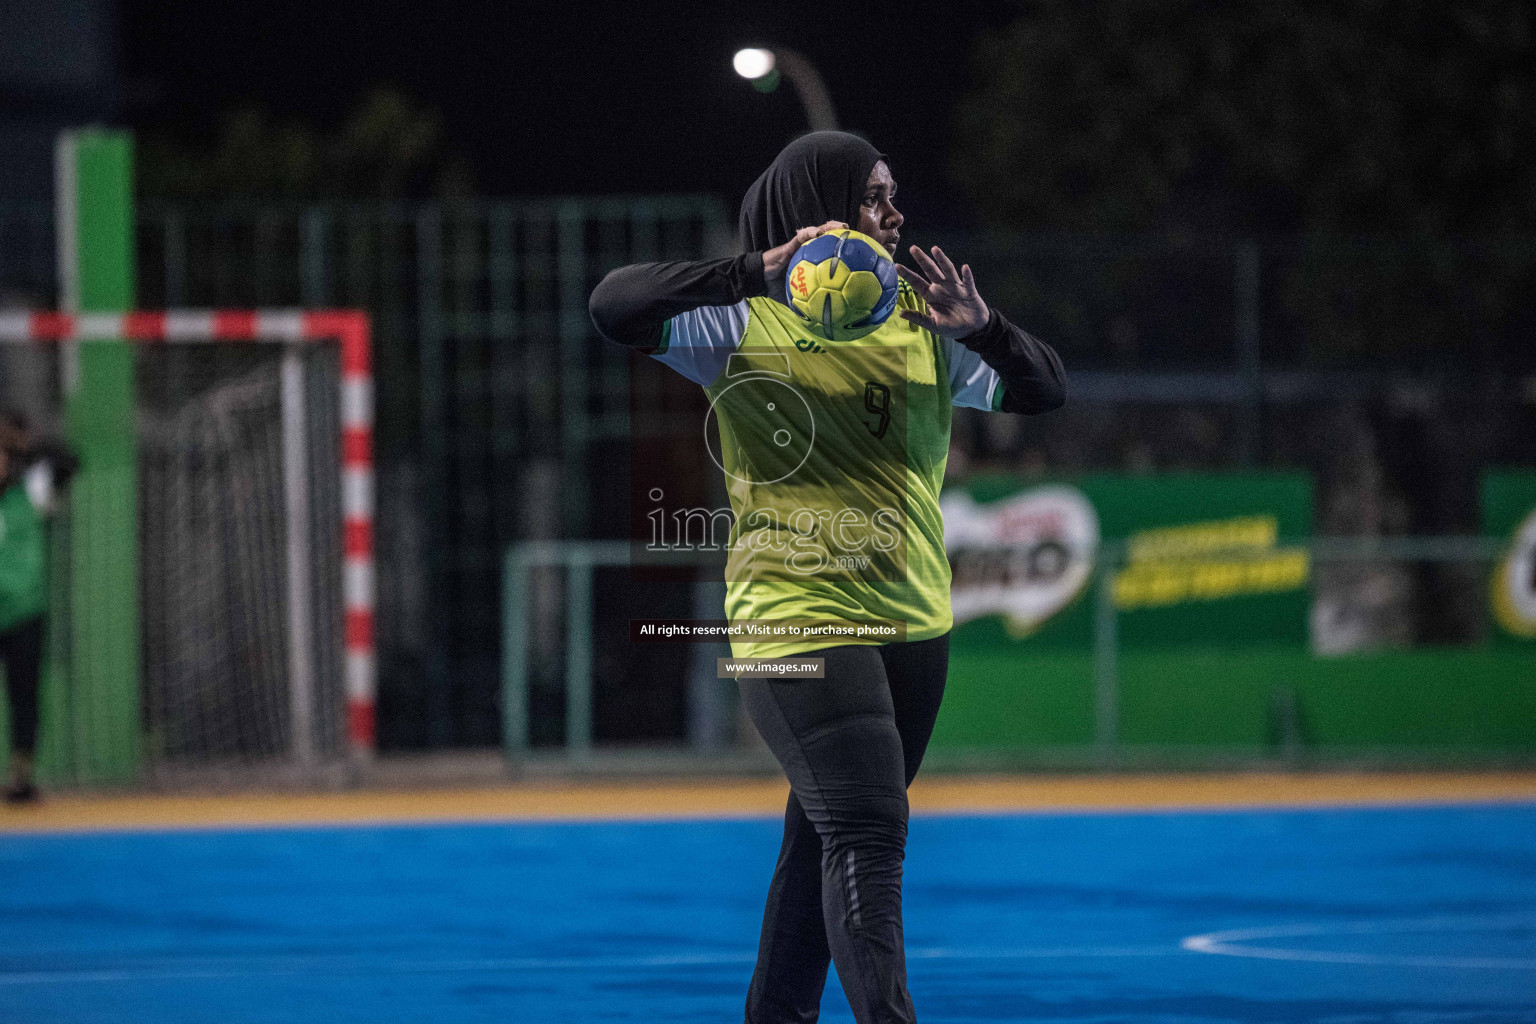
xmin=656 ymin=281 xmax=1005 ymax=657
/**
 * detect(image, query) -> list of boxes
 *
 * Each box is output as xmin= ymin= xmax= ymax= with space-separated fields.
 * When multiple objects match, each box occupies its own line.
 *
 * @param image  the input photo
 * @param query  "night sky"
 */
xmin=120 ymin=0 xmax=1021 ymax=227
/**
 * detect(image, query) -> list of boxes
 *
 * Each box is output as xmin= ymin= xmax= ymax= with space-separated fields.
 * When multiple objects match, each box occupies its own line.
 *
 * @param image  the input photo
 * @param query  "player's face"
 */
xmin=857 ymin=161 xmax=903 ymax=256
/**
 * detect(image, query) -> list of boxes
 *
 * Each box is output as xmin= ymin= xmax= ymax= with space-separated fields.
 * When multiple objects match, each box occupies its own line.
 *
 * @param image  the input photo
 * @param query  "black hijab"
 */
xmin=739 ymin=131 xmax=887 ymax=300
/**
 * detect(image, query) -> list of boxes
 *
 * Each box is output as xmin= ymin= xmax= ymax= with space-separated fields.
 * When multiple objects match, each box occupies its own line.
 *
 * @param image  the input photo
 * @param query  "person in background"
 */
xmin=0 ymin=412 xmax=77 ymax=804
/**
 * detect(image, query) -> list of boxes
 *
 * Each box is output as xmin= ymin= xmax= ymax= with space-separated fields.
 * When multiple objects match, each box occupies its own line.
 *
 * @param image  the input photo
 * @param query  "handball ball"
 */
xmin=784 ymin=228 xmax=899 ymax=341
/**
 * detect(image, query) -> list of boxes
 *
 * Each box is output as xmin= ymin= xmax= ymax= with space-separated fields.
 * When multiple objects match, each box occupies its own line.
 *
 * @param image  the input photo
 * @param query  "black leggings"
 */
xmin=738 ymin=633 xmax=949 ymax=1024
xmin=2 ymin=617 xmax=43 ymax=755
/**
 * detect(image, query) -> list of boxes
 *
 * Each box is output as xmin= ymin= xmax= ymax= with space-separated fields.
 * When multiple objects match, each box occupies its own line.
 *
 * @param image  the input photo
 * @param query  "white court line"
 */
xmin=1183 ymin=913 xmax=1536 ymax=970
xmin=0 ymin=945 xmax=1176 ymax=986
xmin=9 ymin=921 xmax=1533 ymax=985
xmin=908 ymin=945 xmax=1171 ymax=961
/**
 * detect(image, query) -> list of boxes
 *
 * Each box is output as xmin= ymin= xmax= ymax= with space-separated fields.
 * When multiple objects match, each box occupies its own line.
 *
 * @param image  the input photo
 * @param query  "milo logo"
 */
xmin=1493 ymin=508 xmax=1536 ymax=638
xmin=942 ymin=485 xmax=1099 ymax=635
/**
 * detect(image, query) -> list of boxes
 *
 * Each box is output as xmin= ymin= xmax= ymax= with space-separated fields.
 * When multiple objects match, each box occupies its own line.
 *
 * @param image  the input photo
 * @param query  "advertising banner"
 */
xmin=1483 ymin=470 xmax=1536 ymax=641
xmin=944 ymin=473 xmax=1313 ymax=649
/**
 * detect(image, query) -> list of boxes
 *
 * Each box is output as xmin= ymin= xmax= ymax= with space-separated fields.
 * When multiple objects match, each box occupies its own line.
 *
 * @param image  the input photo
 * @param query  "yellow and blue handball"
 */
xmin=785 ymin=228 xmax=899 ymax=341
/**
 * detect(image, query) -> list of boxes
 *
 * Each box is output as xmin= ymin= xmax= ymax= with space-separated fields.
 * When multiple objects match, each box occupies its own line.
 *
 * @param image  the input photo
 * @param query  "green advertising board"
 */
xmin=933 ymin=471 xmax=1313 ymax=755
xmin=945 ymin=472 xmax=1313 ymax=651
xmin=931 ymin=470 xmax=1536 ymax=758
xmin=1483 ymin=470 xmax=1536 ymax=642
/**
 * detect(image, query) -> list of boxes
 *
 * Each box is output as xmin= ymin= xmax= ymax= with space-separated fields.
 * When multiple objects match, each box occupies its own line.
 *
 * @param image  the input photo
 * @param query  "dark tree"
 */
xmin=138 ymin=87 xmax=475 ymax=200
xmin=954 ymin=1 xmax=1536 ymax=235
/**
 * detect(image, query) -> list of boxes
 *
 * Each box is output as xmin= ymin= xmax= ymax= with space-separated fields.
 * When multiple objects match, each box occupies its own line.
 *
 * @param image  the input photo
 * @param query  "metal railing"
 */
xmin=1087 ymin=534 xmax=1512 ymax=766
xmin=502 ymin=535 xmax=1521 ymax=765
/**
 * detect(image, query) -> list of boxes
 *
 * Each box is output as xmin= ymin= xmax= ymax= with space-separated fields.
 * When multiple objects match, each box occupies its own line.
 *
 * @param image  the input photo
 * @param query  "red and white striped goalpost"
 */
xmin=0 ymin=309 xmax=377 ymax=760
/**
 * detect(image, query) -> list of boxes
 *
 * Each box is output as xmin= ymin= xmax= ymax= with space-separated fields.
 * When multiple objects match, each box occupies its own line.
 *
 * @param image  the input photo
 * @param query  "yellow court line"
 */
xmin=1 ymin=772 xmax=1534 ymax=835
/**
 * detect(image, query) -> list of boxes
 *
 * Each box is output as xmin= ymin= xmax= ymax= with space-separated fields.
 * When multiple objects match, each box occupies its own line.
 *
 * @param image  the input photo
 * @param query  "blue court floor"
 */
xmin=1 ymin=802 xmax=1533 ymax=1022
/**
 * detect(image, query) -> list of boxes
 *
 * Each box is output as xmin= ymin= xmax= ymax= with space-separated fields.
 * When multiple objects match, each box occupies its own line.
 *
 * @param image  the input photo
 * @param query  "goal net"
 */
xmin=0 ymin=310 xmax=374 ymax=783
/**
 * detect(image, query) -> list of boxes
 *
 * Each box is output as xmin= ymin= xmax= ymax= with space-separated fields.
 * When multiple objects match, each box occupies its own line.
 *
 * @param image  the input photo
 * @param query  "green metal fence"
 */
xmin=5 ymin=196 xmax=1534 ymax=754
xmin=502 ymin=535 xmax=1531 ymax=767
xmin=137 ymin=198 xmax=733 ymax=748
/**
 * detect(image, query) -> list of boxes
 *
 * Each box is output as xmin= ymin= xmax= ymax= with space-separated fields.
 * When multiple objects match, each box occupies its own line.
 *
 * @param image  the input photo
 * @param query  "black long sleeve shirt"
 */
xmin=589 ymin=251 xmax=1065 ymax=414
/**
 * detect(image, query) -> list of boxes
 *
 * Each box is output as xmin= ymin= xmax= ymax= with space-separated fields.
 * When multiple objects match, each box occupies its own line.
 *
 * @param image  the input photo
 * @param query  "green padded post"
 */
xmin=51 ymin=129 xmax=140 ymax=785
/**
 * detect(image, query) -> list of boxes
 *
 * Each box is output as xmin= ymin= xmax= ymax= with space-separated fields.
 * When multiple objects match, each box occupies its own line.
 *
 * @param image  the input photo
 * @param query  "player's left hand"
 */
xmin=896 ymin=245 xmax=991 ymax=341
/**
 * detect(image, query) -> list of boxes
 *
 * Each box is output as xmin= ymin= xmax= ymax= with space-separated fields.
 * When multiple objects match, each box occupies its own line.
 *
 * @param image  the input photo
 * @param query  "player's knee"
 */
xmin=824 ymin=789 xmax=909 ymax=857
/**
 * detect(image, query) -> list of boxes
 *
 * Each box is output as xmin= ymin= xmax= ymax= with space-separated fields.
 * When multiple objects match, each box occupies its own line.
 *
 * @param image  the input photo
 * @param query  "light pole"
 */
xmin=733 ymin=47 xmax=838 ymax=132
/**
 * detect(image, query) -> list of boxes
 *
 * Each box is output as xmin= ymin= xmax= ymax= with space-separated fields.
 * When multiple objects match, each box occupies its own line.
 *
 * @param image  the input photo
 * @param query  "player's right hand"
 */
xmin=762 ymin=221 xmax=847 ymax=281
